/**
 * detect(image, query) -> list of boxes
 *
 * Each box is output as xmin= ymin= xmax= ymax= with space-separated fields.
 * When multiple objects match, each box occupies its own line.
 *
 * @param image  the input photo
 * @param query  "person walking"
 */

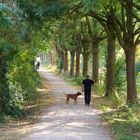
xmin=82 ymin=75 xmax=94 ymax=106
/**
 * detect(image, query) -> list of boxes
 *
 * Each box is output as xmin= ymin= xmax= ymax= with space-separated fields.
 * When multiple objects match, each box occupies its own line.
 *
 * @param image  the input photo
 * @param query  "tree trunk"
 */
xmin=75 ymin=49 xmax=80 ymax=76
xmin=70 ymin=50 xmax=75 ymax=76
xmin=124 ymin=0 xmax=137 ymax=103
xmin=92 ymin=42 xmax=99 ymax=83
xmin=64 ymin=50 xmax=68 ymax=75
xmin=125 ymin=47 xmax=137 ymax=103
xmin=58 ymin=52 xmax=64 ymax=73
xmin=105 ymin=24 xmax=116 ymax=96
xmin=82 ymin=53 xmax=89 ymax=77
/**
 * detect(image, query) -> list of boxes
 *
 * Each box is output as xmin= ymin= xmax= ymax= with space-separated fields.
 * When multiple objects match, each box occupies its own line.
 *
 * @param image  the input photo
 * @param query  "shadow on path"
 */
xmin=22 ymin=69 xmax=112 ymax=140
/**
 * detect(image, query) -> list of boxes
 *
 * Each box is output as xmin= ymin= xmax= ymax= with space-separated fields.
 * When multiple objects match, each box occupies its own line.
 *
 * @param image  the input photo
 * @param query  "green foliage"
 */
xmin=0 ymin=3 xmax=13 ymax=29
xmin=64 ymin=75 xmax=83 ymax=86
xmin=136 ymin=73 xmax=140 ymax=97
xmin=136 ymin=62 xmax=140 ymax=74
xmin=111 ymin=89 xmax=124 ymax=106
xmin=94 ymin=83 xmax=105 ymax=96
xmin=0 ymin=39 xmax=15 ymax=54
xmin=82 ymin=0 xmax=99 ymax=13
xmin=71 ymin=75 xmax=83 ymax=85
xmin=16 ymin=0 xmax=68 ymax=27
xmin=9 ymin=49 xmax=40 ymax=101
xmin=0 ymin=1 xmax=41 ymax=117
xmin=115 ymin=53 xmax=126 ymax=90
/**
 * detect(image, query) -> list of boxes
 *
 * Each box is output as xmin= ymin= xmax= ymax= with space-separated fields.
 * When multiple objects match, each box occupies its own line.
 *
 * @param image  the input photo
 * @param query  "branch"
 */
xmin=88 ymin=12 xmax=107 ymax=29
xmin=132 ymin=12 xmax=140 ymax=22
xmin=134 ymin=28 xmax=140 ymax=36
xmin=121 ymin=0 xmax=140 ymax=10
xmin=86 ymin=16 xmax=93 ymax=37
xmin=99 ymin=30 xmax=106 ymax=41
xmin=135 ymin=34 xmax=140 ymax=47
xmin=111 ymin=14 xmax=125 ymax=48
xmin=121 ymin=3 xmax=126 ymax=34
xmin=100 ymin=35 xmax=107 ymax=42
xmin=120 ymin=0 xmax=140 ymax=22
xmin=116 ymin=17 xmax=126 ymax=34
xmin=67 ymin=2 xmax=83 ymax=15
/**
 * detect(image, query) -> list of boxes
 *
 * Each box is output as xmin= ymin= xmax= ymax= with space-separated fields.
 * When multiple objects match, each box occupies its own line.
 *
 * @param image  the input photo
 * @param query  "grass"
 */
xmin=93 ymin=95 xmax=140 ymax=140
xmin=0 ymin=78 xmax=54 ymax=140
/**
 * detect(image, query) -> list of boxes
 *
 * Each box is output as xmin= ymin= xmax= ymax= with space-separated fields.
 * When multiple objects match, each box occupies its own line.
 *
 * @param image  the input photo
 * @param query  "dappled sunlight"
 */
xmin=37 ymin=88 xmax=52 ymax=92
xmin=1 ymin=1 xmax=139 ymax=139
xmin=23 ymin=107 xmax=109 ymax=140
xmin=22 ymin=71 xmax=112 ymax=140
xmin=23 ymin=102 xmax=110 ymax=140
xmin=92 ymin=94 xmax=117 ymax=113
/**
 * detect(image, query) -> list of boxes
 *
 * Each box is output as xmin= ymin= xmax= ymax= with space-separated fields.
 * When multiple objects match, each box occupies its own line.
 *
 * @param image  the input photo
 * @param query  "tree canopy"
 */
xmin=0 ymin=0 xmax=140 ymax=118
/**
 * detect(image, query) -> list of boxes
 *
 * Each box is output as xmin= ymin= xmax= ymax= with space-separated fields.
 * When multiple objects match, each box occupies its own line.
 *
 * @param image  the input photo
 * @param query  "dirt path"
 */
xmin=22 ymin=69 xmax=112 ymax=140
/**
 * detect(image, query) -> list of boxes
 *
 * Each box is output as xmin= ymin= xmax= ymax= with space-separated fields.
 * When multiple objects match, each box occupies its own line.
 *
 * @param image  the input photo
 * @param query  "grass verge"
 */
xmin=93 ymin=95 xmax=140 ymax=140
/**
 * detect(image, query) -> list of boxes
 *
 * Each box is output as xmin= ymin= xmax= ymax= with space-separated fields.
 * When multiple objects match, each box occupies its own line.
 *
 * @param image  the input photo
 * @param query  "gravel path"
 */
xmin=22 ymin=69 xmax=112 ymax=140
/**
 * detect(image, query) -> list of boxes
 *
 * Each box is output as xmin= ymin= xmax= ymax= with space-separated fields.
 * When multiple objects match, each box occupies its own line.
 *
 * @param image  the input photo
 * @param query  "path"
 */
xmin=22 ymin=69 xmax=112 ymax=140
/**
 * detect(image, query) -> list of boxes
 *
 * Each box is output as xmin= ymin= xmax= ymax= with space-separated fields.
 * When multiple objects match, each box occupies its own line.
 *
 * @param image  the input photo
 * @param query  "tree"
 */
xmin=86 ymin=17 xmax=106 ymax=83
xmin=83 ymin=0 xmax=140 ymax=102
xmin=80 ymin=19 xmax=91 ymax=76
xmin=87 ymin=8 xmax=116 ymax=96
xmin=109 ymin=0 xmax=140 ymax=102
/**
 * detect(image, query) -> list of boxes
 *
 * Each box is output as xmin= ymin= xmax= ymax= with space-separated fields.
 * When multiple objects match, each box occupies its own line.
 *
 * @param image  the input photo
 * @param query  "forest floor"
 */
xmin=0 ymin=68 xmax=113 ymax=140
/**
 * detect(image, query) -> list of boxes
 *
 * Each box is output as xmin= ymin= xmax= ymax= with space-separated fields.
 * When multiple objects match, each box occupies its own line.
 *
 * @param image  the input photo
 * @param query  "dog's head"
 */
xmin=77 ymin=92 xmax=82 ymax=95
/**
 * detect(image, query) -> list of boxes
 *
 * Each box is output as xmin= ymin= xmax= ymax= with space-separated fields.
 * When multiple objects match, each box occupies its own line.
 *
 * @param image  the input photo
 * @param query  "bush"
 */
xmin=0 ymin=49 xmax=41 ymax=117
xmin=94 ymin=84 xmax=105 ymax=96
xmin=64 ymin=75 xmax=83 ymax=86
xmin=9 ymin=64 xmax=40 ymax=99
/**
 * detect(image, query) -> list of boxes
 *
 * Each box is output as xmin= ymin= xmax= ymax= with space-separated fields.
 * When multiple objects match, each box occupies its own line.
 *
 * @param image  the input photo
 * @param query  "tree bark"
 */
xmin=105 ymin=23 xmax=116 ymax=96
xmin=58 ymin=56 xmax=64 ymax=73
xmin=92 ymin=41 xmax=99 ymax=83
xmin=75 ymin=49 xmax=80 ymax=76
xmin=55 ymin=44 xmax=64 ymax=73
xmin=70 ymin=50 xmax=75 ymax=76
xmin=82 ymin=53 xmax=89 ymax=77
xmin=123 ymin=0 xmax=137 ymax=103
xmin=125 ymin=47 xmax=137 ymax=103
xmin=64 ymin=50 xmax=68 ymax=75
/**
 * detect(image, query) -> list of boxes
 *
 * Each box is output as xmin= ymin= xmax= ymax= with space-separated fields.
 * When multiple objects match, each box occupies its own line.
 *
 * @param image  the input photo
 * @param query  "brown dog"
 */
xmin=65 ymin=92 xmax=82 ymax=104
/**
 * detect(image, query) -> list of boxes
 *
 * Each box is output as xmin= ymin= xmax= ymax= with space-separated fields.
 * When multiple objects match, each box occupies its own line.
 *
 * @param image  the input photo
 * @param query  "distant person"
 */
xmin=82 ymin=75 xmax=94 ymax=106
xmin=35 ymin=56 xmax=41 ymax=70
xmin=36 ymin=61 xmax=40 ymax=70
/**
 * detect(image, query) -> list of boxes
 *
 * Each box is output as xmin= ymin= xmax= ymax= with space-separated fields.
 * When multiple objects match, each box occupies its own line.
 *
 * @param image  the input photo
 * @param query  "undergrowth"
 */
xmin=93 ymin=96 xmax=140 ymax=140
xmin=64 ymin=75 xmax=83 ymax=86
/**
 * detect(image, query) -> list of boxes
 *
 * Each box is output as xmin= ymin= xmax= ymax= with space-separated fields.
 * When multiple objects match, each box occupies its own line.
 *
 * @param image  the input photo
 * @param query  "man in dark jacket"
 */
xmin=82 ymin=75 xmax=94 ymax=106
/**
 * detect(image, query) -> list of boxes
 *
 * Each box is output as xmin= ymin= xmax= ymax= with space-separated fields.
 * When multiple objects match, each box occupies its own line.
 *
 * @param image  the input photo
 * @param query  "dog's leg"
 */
xmin=66 ymin=96 xmax=69 ymax=104
xmin=74 ymin=99 xmax=77 ymax=104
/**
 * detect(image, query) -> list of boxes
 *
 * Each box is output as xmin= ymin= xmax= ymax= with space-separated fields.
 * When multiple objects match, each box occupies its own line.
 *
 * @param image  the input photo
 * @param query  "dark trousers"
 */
xmin=84 ymin=89 xmax=91 ymax=105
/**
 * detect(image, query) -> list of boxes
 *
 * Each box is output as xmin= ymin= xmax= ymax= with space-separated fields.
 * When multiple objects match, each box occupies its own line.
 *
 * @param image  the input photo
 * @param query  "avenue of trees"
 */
xmin=0 ymin=0 xmax=140 ymax=117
